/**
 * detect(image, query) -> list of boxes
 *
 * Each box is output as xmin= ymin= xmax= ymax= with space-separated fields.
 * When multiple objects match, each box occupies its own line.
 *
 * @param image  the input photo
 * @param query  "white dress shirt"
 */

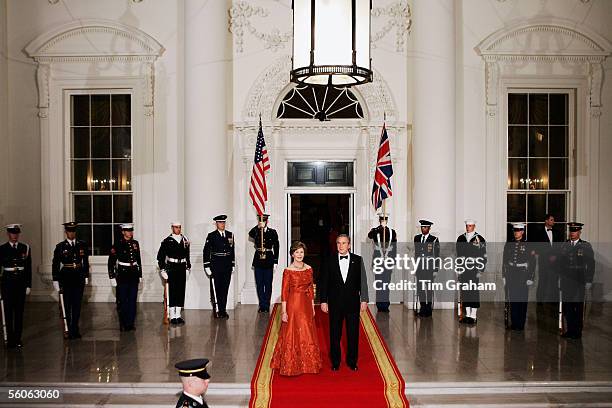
xmin=171 ymin=234 xmax=182 ymax=244
xmin=183 ymin=392 xmax=203 ymax=405
xmin=339 ymin=253 xmax=350 ymax=283
xmin=546 ymin=228 xmax=553 ymax=244
xmin=421 ymin=234 xmax=429 ymax=243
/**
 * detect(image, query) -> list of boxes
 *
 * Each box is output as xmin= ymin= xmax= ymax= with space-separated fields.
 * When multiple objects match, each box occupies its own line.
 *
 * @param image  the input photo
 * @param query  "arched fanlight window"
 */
xmin=277 ymin=85 xmax=364 ymax=121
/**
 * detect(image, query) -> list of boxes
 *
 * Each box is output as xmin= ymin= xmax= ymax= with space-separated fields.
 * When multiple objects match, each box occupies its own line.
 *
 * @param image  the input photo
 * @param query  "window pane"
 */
xmin=71 ymin=95 xmax=89 ymax=126
xmin=529 ymin=126 xmax=548 ymax=157
xmin=508 ymin=126 xmax=527 ymax=157
xmin=508 ymin=93 xmax=527 ymax=124
xmin=76 ymin=224 xmax=92 ymax=249
xmin=112 ymin=94 xmax=131 ymax=125
xmin=73 ymin=195 xmax=92 ymax=223
xmin=527 ymin=194 xmax=546 ymax=222
xmin=112 ymin=127 xmax=131 ymax=158
xmin=71 ymin=127 xmax=90 ymax=159
xmin=91 ymin=95 xmax=110 ymax=126
xmin=549 ymin=126 xmax=567 ymax=157
xmin=507 ymin=193 xmax=526 ymax=222
xmin=113 ymin=195 xmax=133 ymax=223
xmin=91 ymin=127 xmax=110 ymax=158
xmin=91 ymin=160 xmax=111 ymax=191
xmin=72 ymin=160 xmax=90 ymax=191
xmin=93 ymin=195 xmax=112 ymax=223
xmin=112 ymin=159 xmax=131 ymax=191
xmin=529 ymin=158 xmax=548 ymax=189
xmin=508 ymin=158 xmax=527 ymax=189
xmin=549 ymin=159 xmax=567 ymax=190
xmin=529 ymin=94 xmax=548 ymax=125
xmin=549 ymin=93 xmax=568 ymax=125
xmin=548 ymin=193 xmax=566 ymax=222
xmin=93 ymin=225 xmax=112 ymax=255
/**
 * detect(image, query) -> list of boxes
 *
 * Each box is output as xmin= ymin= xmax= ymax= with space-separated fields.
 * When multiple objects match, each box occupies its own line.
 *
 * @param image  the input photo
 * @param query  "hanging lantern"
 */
xmin=291 ymin=0 xmax=372 ymax=87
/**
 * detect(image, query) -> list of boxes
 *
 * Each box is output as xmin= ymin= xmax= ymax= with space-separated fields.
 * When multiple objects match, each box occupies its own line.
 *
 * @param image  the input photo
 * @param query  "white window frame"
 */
xmin=64 ymin=89 xmax=135 ymax=257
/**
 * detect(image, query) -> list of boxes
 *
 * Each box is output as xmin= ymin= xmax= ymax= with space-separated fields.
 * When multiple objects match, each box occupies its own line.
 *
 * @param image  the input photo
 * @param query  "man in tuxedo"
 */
xmin=319 ymin=234 xmax=369 ymax=371
xmin=533 ymin=214 xmax=564 ymax=305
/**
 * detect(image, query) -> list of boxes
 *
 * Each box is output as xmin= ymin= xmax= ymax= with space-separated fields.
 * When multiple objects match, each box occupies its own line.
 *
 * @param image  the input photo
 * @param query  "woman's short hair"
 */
xmin=289 ymin=241 xmax=307 ymax=256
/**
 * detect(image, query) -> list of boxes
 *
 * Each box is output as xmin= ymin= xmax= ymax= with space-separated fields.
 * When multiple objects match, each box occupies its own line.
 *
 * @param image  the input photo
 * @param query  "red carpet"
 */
xmin=249 ymin=305 xmax=409 ymax=408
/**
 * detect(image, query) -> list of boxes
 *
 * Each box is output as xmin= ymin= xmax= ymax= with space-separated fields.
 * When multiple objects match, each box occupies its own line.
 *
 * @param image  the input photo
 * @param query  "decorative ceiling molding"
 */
xmin=241 ymin=56 xmax=397 ymax=124
xmin=229 ymin=0 xmax=411 ymax=54
xmin=475 ymin=18 xmax=611 ymax=115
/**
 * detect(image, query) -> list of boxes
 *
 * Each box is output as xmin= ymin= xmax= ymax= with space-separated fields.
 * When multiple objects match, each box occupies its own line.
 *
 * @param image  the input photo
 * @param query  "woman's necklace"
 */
xmin=291 ymin=262 xmax=305 ymax=270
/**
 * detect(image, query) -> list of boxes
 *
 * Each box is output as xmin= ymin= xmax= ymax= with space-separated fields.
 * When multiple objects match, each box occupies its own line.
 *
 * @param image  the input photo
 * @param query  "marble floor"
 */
xmin=1 ymin=302 xmax=612 ymax=385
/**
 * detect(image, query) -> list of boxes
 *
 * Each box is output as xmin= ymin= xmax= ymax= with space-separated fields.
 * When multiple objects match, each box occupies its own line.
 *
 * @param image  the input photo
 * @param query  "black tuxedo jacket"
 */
xmin=319 ymin=253 xmax=369 ymax=314
xmin=531 ymin=225 xmax=564 ymax=245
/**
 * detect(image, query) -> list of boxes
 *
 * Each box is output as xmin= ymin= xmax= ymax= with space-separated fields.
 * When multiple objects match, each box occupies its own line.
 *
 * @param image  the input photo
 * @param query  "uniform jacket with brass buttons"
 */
xmin=52 ymin=240 xmax=90 ymax=281
xmin=108 ymin=238 xmax=142 ymax=280
xmin=0 ymin=242 xmax=32 ymax=287
xmin=248 ymin=226 xmax=279 ymax=269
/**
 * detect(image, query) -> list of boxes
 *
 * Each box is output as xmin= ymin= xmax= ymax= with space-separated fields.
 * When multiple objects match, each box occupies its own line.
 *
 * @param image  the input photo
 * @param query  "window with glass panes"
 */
xmin=70 ymin=93 xmax=133 ymax=255
xmin=506 ymin=91 xmax=571 ymax=241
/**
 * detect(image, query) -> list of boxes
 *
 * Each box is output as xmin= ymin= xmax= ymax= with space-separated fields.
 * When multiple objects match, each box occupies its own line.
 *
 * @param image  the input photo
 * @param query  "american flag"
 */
xmin=249 ymin=119 xmax=270 ymax=215
xmin=371 ymin=123 xmax=393 ymax=210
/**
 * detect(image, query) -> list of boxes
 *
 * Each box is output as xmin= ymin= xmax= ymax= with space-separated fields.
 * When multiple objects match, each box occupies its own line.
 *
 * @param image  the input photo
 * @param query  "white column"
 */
xmin=411 ymin=0 xmax=456 ymax=241
xmin=184 ymin=0 xmax=231 ymax=309
xmin=0 ymin=0 xmax=7 ymax=226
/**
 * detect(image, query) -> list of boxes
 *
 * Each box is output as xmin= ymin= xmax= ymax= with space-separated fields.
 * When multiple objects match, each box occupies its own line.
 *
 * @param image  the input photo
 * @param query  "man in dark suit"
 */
xmin=532 ymin=214 xmax=564 ymax=305
xmin=319 ymin=234 xmax=369 ymax=371
xmin=248 ymin=214 xmax=279 ymax=313
xmin=203 ymin=215 xmax=235 ymax=319
xmin=413 ymin=219 xmax=440 ymax=317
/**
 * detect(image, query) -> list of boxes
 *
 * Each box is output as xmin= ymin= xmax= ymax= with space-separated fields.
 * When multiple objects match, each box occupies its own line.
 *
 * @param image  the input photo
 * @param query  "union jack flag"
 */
xmin=249 ymin=119 xmax=270 ymax=215
xmin=371 ymin=123 xmax=393 ymax=210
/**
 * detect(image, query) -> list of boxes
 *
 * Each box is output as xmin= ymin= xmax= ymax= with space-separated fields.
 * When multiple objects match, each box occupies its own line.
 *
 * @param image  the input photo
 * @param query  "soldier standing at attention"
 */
xmin=175 ymin=358 xmax=211 ymax=408
xmin=0 ymin=224 xmax=32 ymax=348
xmin=248 ymin=214 xmax=279 ymax=313
xmin=502 ymin=223 xmax=536 ymax=331
xmin=157 ymin=222 xmax=191 ymax=325
xmin=456 ymin=219 xmax=487 ymax=324
xmin=203 ymin=215 xmax=235 ymax=319
xmin=368 ymin=213 xmax=397 ymax=313
xmin=108 ymin=223 xmax=142 ymax=331
xmin=413 ymin=219 xmax=439 ymax=317
xmin=52 ymin=222 xmax=90 ymax=339
xmin=558 ymin=222 xmax=595 ymax=339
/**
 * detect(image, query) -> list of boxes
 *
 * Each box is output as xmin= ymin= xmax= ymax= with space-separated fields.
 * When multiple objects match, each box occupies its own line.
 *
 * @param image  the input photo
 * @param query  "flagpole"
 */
xmin=382 ymin=199 xmax=386 ymax=250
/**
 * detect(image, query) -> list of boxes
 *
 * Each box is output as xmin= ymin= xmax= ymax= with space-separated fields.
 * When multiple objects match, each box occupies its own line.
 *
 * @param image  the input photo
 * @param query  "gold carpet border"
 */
xmin=362 ymin=310 xmax=407 ymax=408
xmin=251 ymin=305 xmax=281 ymax=408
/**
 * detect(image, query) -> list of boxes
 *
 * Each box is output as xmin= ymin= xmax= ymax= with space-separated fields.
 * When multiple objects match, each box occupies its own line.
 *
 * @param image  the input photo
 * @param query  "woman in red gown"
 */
xmin=271 ymin=241 xmax=322 ymax=376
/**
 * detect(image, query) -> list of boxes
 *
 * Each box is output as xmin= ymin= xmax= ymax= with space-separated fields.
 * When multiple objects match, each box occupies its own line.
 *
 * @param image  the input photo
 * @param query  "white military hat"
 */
xmin=464 ymin=219 xmax=477 ymax=225
xmin=120 ymin=223 xmax=134 ymax=231
xmin=511 ymin=223 xmax=525 ymax=230
xmin=171 ymin=221 xmax=182 ymax=227
xmin=5 ymin=224 xmax=22 ymax=233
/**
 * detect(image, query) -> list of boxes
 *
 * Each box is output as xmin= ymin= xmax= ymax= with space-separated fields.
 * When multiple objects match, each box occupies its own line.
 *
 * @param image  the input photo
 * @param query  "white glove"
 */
xmin=85 ymin=277 xmax=89 ymax=285
xmin=53 ymin=281 xmax=60 ymax=292
xmin=204 ymin=268 xmax=212 ymax=278
xmin=26 ymin=287 xmax=31 ymax=295
xmin=433 ymin=272 xmax=438 ymax=279
xmin=502 ymin=277 xmax=506 ymax=286
xmin=586 ymin=282 xmax=592 ymax=290
xmin=476 ymin=272 xmax=482 ymax=279
xmin=526 ymin=279 xmax=534 ymax=286
xmin=186 ymin=268 xmax=191 ymax=278
xmin=110 ymin=278 xmax=117 ymax=287
xmin=161 ymin=270 xmax=168 ymax=280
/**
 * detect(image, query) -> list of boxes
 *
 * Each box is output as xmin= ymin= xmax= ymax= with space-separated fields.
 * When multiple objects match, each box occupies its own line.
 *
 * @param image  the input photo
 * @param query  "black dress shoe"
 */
xmin=177 ymin=317 xmax=185 ymax=325
xmin=331 ymin=365 xmax=339 ymax=371
xmin=348 ymin=365 xmax=358 ymax=371
xmin=258 ymin=308 xmax=264 ymax=313
xmin=222 ymin=312 xmax=230 ymax=319
xmin=377 ymin=308 xmax=390 ymax=313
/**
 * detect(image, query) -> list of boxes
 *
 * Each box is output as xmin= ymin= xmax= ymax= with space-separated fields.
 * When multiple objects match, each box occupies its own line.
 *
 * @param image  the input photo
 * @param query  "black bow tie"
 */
xmin=339 ymin=255 xmax=348 ymax=260
xmin=547 ymin=229 xmax=552 ymax=231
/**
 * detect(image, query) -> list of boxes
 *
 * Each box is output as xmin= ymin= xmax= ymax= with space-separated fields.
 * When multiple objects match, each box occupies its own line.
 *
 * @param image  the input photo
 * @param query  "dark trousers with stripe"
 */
xmin=116 ymin=276 xmax=139 ymax=328
xmin=61 ymin=278 xmax=85 ymax=336
xmin=1 ymin=277 xmax=26 ymax=344
xmin=254 ymin=267 xmax=273 ymax=310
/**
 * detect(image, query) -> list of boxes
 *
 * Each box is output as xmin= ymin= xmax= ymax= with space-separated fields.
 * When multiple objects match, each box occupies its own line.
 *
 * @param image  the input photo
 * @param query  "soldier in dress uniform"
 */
xmin=52 ymin=222 xmax=90 ymax=339
xmin=0 ymin=224 xmax=32 ymax=348
xmin=175 ymin=358 xmax=211 ymax=408
xmin=502 ymin=223 xmax=536 ymax=331
xmin=157 ymin=222 xmax=191 ymax=325
xmin=367 ymin=213 xmax=397 ymax=313
xmin=456 ymin=219 xmax=487 ymax=324
xmin=203 ymin=215 xmax=235 ymax=319
xmin=413 ymin=219 xmax=439 ymax=317
xmin=108 ymin=224 xmax=142 ymax=331
xmin=248 ymin=214 xmax=279 ymax=313
xmin=558 ymin=222 xmax=595 ymax=339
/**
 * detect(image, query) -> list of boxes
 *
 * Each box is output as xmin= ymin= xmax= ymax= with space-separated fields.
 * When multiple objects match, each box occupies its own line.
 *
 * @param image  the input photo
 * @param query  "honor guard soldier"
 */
xmin=368 ymin=213 xmax=397 ymax=312
xmin=456 ymin=219 xmax=487 ymax=324
xmin=558 ymin=222 xmax=595 ymax=339
xmin=502 ymin=223 xmax=536 ymax=331
xmin=0 ymin=224 xmax=32 ymax=348
xmin=175 ymin=358 xmax=211 ymax=408
xmin=52 ymin=222 xmax=90 ymax=339
xmin=248 ymin=214 xmax=279 ymax=313
xmin=108 ymin=224 xmax=142 ymax=331
xmin=157 ymin=222 xmax=191 ymax=325
xmin=413 ymin=219 xmax=440 ymax=317
xmin=203 ymin=215 xmax=235 ymax=319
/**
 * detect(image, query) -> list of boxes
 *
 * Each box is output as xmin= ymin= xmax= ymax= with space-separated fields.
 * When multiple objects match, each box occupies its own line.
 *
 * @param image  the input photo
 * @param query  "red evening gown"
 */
xmin=270 ymin=268 xmax=322 ymax=376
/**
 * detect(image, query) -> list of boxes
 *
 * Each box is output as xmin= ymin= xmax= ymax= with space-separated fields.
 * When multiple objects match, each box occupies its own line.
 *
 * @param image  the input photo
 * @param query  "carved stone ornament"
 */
xmin=24 ymin=19 xmax=165 ymax=115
